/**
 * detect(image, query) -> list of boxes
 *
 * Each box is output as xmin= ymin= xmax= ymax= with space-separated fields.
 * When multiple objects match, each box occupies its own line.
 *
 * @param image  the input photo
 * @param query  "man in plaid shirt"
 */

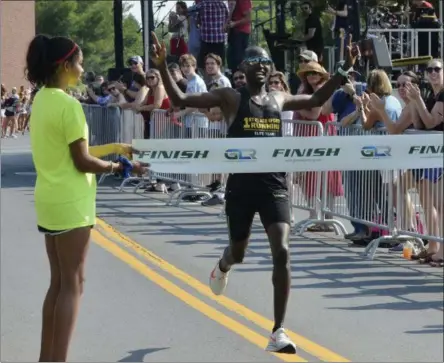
xmin=198 ymin=0 xmax=228 ymax=69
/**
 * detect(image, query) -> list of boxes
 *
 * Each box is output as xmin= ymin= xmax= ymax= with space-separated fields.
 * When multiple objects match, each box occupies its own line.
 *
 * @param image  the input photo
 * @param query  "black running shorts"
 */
xmin=225 ymin=190 xmax=291 ymax=242
xmin=37 ymin=225 xmax=93 ymax=236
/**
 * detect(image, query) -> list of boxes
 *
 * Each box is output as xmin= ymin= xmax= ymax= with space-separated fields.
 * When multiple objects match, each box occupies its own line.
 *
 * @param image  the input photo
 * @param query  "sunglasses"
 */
xmin=243 ymin=57 xmax=273 ymax=66
xmin=128 ymin=61 xmax=138 ymax=66
xmin=397 ymin=83 xmax=407 ymax=88
xmin=108 ymin=87 xmax=116 ymax=92
xmin=299 ymin=58 xmax=310 ymax=63
xmin=305 ymin=71 xmax=321 ymax=77
xmin=426 ymin=67 xmax=442 ymax=74
xmin=269 ymin=80 xmax=281 ymax=85
xmin=233 ymin=75 xmax=245 ymax=81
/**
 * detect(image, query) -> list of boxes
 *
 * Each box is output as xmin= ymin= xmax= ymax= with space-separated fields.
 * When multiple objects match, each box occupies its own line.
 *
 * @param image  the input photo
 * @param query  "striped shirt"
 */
xmin=199 ymin=0 xmax=228 ymax=43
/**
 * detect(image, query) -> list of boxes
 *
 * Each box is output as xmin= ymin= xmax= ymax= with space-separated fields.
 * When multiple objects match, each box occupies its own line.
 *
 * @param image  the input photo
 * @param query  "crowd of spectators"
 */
xmin=4 ymin=0 xmax=441 ymax=265
xmin=75 ymin=37 xmax=443 ymax=267
xmin=1 ymin=84 xmax=35 ymax=138
xmin=167 ymin=0 xmax=252 ymax=73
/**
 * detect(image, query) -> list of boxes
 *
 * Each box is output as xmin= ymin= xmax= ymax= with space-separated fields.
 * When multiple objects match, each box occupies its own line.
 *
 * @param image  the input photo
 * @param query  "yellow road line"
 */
xmin=92 ymin=230 xmax=306 ymax=363
xmin=96 ymin=218 xmax=350 ymax=362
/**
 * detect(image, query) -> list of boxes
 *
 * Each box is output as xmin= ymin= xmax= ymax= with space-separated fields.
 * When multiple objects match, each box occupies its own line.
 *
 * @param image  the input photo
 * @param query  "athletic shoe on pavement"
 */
xmin=209 ymin=259 xmax=229 ymax=295
xmin=265 ymin=328 xmax=297 ymax=354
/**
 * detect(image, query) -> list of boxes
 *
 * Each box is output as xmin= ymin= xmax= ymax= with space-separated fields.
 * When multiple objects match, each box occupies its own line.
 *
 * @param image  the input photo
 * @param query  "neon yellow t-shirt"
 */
xmin=30 ymin=88 xmax=96 ymax=230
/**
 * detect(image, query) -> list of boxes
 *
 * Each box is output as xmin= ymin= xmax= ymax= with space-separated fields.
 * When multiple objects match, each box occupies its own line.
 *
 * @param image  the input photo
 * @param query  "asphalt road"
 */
xmin=1 ymin=135 xmax=443 ymax=362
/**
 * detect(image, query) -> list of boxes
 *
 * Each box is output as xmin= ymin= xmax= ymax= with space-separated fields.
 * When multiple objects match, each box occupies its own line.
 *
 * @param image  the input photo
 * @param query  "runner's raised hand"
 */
xmin=150 ymin=32 xmax=167 ymax=67
xmin=343 ymin=35 xmax=361 ymax=71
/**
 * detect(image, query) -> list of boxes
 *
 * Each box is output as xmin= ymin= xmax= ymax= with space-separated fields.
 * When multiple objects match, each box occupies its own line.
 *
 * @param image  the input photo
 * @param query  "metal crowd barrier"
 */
xmin=148 ymin=109 xmax=227 ymax=206
xmin=83 ymin=105 xmax=443 ymax=261
xmin=82 ymin=104 xmax=122 ymax=148
xmin=293 ymin=121 xmax=442 ymax=260
xmin=81 ymin=104 xmax=145 ymax=184
xmin=366 ymin=28 xmax=444 ymax=64
xmin=81 ymin=104 xmax=144 ymax=146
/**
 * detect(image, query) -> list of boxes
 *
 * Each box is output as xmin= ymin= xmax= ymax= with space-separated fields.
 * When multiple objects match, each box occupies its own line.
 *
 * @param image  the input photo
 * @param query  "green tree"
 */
xmin=35 ymin=0 xmax=143 ymax=75
xmin=122 ymin=3 xmax=144 ymax=63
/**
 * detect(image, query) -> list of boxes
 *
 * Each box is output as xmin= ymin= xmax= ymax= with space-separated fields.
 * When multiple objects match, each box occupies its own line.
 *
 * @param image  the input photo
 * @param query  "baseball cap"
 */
xmin=128 ymin=55 xmax=143 ymax=65
xmin=168 ymin=62 xmax=180 ymax=71
xmin=299 ymin=50 xmax=318 ymax=63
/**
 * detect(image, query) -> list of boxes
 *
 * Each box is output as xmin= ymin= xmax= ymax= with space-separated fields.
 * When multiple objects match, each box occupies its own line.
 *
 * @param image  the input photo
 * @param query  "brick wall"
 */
xmin=1 ymin=0 xmax=36 ymax=89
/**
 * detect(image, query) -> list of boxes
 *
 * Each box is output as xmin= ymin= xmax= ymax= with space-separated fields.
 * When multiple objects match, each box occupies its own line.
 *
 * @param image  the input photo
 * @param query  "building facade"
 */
xmin=1 ymin=1 xmax=36 ymax=88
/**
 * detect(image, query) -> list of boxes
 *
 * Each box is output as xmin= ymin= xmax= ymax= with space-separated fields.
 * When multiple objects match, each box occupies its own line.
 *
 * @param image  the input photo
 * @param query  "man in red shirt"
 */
xmin=226 ymin=0 xmax=252 ymax=73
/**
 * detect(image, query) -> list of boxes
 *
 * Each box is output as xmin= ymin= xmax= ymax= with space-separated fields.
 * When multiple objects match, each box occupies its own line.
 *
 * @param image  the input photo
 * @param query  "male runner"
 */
xmin=150 ymin=32 xmax=359 ymax=354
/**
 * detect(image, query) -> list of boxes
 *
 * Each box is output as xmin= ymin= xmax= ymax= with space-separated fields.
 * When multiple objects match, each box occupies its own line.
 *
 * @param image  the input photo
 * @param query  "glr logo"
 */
xmin=224 ymin=148 xmax=257 ymax=161
xmin=361 ymin=146 xmax=391 ymax=158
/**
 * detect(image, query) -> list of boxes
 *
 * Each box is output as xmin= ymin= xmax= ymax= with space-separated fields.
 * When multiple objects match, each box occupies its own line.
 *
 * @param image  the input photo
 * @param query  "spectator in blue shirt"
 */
xmin=345 ymin=69 xmax=401 ymax=242
xmin=86 ymin=82 xmax=125 ymax=107
xmin=362 ymin=69 xmax=402 ymax=130
xmin=322 ymin=72 xmax=368 ymax=241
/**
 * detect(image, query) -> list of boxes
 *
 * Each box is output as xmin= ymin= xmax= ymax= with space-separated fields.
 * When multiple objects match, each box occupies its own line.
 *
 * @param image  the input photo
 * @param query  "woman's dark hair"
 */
xmin=1 ymin=84 xmax=6 ymax=98
xmin=31 ymin=88 xmax=40 ymax=98
xmin=101 ymin=81 xmax=110 ymax=90
xmin=301 ymin=1 xmax=312 ymax=9
xmin=176 ymin=1 xmax=187 ymax=13
xmin=401 ymin=71 xmax=419 ymax=84
xmin=133 ymin=72 xmax=147 ymax=87
xmin=25 ymin=34 xmax=81 ymax=86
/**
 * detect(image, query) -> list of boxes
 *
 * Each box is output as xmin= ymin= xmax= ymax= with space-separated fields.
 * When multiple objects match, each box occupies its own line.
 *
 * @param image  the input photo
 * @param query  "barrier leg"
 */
xmin=293 ymin=218 xmax=348 ymax=237
xmin=167 ymin=189 xmax=186 ymax=205
xmin=174 ymin=189 xmax=213 ymax=206
xmin=362 ymin=234 xmax=425 ymax=260
xmin=118 ymin=177 xmax=146 ymax=192
xmin=98 ymin=173 xmax=112 ymax=185
xmin=133 ymin=179 xmax=152 ymax=193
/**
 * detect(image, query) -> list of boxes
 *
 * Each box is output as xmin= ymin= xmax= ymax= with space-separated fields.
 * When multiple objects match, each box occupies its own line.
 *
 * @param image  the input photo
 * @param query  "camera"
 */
xmin=84 ymin=71 xmax=96 ymax=86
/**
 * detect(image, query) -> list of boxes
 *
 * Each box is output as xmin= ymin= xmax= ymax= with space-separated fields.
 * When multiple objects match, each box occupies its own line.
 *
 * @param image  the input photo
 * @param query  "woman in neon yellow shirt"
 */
xmin=26 ymin=34 xmax=147 ymax=362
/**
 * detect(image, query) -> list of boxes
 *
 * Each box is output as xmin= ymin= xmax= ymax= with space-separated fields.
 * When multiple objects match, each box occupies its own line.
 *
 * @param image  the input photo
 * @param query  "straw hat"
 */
xmin=296 ymin=61 xmax=330 ymax=81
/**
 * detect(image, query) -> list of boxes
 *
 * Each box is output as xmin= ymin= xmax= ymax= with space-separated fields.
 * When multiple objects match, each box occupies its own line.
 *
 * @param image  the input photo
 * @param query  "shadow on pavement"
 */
xmin=93 ymin=178 xmax=444 ymax=315
xmin=405 ymin=325 xmax=444 ymax=334
xmin=118 ymin=347 xmax=169 ymax=362
xmin=1 ymin=153 xmax=37 ymax=189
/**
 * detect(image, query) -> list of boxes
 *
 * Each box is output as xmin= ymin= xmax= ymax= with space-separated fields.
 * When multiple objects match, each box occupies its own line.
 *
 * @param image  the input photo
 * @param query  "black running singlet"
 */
xmin=423 ymin=88 xmax=444 ymax=131
xmin=225 ymin=87 xmax=287 ymax=195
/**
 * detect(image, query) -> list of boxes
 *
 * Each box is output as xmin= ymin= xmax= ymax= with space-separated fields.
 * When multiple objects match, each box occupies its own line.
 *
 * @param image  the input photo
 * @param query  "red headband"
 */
xmin=54 ymin=44 xmax=78 ymax=64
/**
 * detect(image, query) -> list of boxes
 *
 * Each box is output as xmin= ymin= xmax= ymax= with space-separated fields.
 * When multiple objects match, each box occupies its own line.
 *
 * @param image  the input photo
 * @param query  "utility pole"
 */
xmin=113 ymin=0 xmax=124 ymax=69
xmin=275 ymin=0 xmax=287 ymax=37
xmin=141 ymin=0 xmax=155 ymax=69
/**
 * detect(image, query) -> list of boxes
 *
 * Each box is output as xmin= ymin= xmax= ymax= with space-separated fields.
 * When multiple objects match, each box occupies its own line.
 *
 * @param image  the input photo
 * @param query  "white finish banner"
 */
xmin=133 ymin=134 xmax=443 ymax=173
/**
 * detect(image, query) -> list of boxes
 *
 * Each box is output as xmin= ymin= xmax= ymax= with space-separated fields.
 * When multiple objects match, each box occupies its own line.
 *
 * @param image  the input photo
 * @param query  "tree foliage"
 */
xmin=35 ymin=0 xmax=143 ymax=75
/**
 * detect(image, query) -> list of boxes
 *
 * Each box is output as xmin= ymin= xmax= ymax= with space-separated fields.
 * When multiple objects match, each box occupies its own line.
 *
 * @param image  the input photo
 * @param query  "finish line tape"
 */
xmin=133 ymin=134 xmax=443 ymax=174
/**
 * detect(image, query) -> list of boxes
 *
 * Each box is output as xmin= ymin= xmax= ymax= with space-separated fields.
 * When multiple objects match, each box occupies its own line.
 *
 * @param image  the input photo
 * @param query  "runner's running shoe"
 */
xmin=209 ymin=259 xmax=229 ymax=295
xmin=265 ymin=328 xmax=297 ymax=354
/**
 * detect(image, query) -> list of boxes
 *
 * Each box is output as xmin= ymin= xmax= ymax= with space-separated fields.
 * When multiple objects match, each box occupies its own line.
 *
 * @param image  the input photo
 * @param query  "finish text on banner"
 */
xmin=133 ymin=134 xmax=443 ymax=174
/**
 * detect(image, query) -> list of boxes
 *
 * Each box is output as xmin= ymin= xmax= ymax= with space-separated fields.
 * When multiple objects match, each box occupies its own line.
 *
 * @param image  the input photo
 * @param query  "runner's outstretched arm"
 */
xmin=281 ymin=72 xmax=350 ymax=111
xmin=282 ymin=36 xmax=360 ymax=111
